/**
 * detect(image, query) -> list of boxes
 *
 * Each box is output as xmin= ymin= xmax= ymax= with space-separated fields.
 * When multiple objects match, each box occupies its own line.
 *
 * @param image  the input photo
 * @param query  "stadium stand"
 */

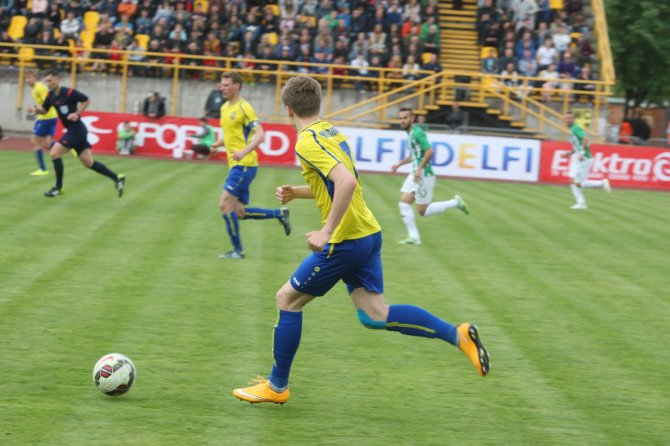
xmin=0 ymin=0 xmax=609 ymax=135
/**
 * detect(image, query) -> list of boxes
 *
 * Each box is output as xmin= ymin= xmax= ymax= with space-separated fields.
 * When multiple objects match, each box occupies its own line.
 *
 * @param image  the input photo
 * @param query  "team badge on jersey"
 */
xmin=230 ymin=112 xmax=237 ymax=120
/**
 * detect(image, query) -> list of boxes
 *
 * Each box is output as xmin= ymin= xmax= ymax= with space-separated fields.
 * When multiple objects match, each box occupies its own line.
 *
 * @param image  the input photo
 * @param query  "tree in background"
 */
xmin=606 ymin=0 xmax=670 ymax=118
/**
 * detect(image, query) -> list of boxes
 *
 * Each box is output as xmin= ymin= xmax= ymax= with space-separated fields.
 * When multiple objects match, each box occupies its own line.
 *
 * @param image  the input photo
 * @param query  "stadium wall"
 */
xmin=0 ymin=76 xmax=411 ymax=133
xmin=51 ymin=111 xmax=669 ymax=191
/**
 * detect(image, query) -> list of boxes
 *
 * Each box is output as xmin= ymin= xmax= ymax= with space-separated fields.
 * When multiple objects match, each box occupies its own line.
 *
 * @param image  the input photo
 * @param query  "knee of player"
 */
xmin=417 ymin=208 xmax=427 ymax=217
xmin=356 ymin=308 xmax=386 ymax=330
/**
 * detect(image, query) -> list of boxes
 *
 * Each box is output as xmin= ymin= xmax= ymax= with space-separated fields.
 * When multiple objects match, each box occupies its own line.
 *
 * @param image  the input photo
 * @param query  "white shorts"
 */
xmin=568 ymin=156 xmax=594 ymax=184
xmin=400 ymin=173 xmax=436 ymax=205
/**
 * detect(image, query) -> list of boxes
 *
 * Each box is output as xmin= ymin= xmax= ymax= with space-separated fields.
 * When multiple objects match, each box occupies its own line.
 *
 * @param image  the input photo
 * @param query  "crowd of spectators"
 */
xmin=477 ymin=0 xmax=597 ymax=102
xmin=0 ymin=0 xmax=446 ymax=89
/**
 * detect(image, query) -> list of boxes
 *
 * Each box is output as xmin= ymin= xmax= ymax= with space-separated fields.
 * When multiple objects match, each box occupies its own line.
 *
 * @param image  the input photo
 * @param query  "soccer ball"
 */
xmin=92 ymin=353 xmax=136 ymax=396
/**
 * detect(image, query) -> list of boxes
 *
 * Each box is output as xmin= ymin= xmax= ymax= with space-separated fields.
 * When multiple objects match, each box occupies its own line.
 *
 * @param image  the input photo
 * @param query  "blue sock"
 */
xmin=36 ymin=149 xmax=46 ymax=171
xmin=53 ymin=158 xmax=64 ymax=189
xmin=243 ymin=207 xmax=280 ymax=220
xmin=386 ymin=304 xmax=458 ymax=346
xmin=222 ymin=212 xmax=242 ymax=252
xmin=269 ymin=310 xmax=302 ymax=390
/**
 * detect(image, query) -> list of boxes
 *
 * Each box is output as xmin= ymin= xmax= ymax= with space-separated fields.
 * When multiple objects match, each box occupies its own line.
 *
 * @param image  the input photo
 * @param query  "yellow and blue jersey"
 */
xmin=32 ymin=81 xmax=58 ymax=121
xmin=219 ymin=98 xmax=261 ymax=168
xmin=296 ymin=120 xmax=381 ymax=243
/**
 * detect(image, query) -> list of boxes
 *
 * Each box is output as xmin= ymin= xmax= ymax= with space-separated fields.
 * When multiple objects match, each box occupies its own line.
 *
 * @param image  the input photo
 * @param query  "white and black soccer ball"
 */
xmin=92 ymin=353 xmax=136 ymax=396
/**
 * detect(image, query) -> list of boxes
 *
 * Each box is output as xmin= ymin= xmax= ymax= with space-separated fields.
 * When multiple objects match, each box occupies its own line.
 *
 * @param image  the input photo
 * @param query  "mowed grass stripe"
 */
xmin=0 ymin=152 xmax=170 ymax=238
xmin=347 ymin=177 xmax=602 ymax=443
xmin=389 ymin=197 xmax=612 ymax=443
xmin=452 ymin=185 xmax=668 ymax=443
xmin=469 ymin=181 xmax=666 ymax=352
xmin=0 ymin=156 xmax=189 ymax=309
xmin=2 ymin=156 xmax=669 ymax=445
xmin=1 ymin=161 xmax=244 ymax=443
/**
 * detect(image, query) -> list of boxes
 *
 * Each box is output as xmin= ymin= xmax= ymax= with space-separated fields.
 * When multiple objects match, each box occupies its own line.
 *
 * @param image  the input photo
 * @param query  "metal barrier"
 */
xmin=0 ymin=42 xmax=613 ymax=139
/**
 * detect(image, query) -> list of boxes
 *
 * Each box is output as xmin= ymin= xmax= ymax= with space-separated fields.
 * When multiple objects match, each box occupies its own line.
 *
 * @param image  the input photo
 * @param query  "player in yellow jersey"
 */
xmin=25 ymin=71 xmax=58 ymax=176
xmin=232 ymin=76 xmax=490 ymax=405
xmin=210 ymin=72 xmax=291 ymax=259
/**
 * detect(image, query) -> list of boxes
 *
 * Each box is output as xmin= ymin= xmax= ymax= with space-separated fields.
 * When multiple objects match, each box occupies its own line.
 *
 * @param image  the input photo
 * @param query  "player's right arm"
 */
xmin=29 ymin=93 xmax=51 ymax=115
xmin=276 ymin=185 xmax=314 ymax=204
xmin=211 ymin=133 xmax=224 ymax=151
xmin=391 ymin=156 xmax=412 ymax=172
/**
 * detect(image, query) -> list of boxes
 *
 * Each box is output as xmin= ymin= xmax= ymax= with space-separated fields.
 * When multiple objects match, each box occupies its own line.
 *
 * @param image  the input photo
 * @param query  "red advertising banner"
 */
xmin=540 ymin=141 xmax=670 ymax=190
xmin=55 ymin=111 xmax=297 ymax=165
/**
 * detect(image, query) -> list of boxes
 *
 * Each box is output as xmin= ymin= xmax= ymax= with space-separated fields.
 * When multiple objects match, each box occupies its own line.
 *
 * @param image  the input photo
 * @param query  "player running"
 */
xmin=391 ymin=108 xmax=469 ymax=245
xmin=25 ymin=71 xmax=57 ymax=176
xmin=211 ymin=72 xmax=290 ymax=259
xmin=232 ymin=76 xmax=489 ymax=405
xmin=564 ymin=112 xmax=611 ymax=210
xmin=27 ymin=70 xmax=125 ymax=198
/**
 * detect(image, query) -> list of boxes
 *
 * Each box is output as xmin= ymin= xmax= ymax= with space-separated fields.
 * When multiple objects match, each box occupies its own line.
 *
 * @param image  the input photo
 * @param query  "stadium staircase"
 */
xmin=433 ymin=0 xmax=531 ymax=133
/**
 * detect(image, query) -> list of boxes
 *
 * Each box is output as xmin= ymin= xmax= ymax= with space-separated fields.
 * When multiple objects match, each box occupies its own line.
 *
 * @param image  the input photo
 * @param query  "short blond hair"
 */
xmin=281 ymin=76 xmax=321 ymax=118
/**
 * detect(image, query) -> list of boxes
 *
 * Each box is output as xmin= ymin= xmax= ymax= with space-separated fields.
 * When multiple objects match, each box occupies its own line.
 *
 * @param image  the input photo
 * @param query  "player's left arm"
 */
xmin=68 ymin=98 xmax=90 ymax=122
xmin=232 ymin=123 xmax=264 ymax=161
xmin=306 ymin=163 xmax=357 ymax=251
xmin=232 ymin=102 xmax=264 ymax=161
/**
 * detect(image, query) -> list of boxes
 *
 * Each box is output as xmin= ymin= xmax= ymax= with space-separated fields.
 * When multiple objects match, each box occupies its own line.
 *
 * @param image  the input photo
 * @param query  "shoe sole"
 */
xmin=44 ymin=189 xmax=63 ymax=197
xmin=232 ymin=390 xmax=287 ymax=405
xmin=467 ymin=324 xmax=490 ymax=377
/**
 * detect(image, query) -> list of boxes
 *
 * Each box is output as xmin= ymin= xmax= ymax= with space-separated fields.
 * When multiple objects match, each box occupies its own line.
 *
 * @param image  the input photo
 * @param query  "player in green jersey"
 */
xmin=564 ymin=112 xmax=611 ymax=210
xmin=391 ymin=108 xmax=469 ymax=245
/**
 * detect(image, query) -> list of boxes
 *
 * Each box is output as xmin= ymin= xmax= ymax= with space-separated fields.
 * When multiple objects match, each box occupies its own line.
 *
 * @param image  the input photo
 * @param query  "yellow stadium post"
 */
xmin=274 ymin=70 xmax=282 ymax=117
xmin=325 ymin=67 xmax=333 ymax=117
xmin=120 ymin=53 xmax=128 ymax=112
xmin=591 ymin=84 xmax=607 ymax=135
xmin=562 ymin=79 xmax=570 ymax=115
xmin=172 ymin=64 xmax=179 ymax=116
xmin=16 ymin=60 xmax=25 ymax=114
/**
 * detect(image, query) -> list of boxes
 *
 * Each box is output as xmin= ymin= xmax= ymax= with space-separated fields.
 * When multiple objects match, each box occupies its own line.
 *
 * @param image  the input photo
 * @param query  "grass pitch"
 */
xmin=1 ymin=149 xmax=669 ymax=445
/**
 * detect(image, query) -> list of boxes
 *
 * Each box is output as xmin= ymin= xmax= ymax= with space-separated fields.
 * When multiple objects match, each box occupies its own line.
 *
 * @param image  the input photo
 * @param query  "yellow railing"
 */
xmin=329 ymin=69 xmax=612 ymax=138
xmin=1 ymin=42 xmax=614 ymax=137
xmin=0 ymin=42 xmax=432 ymax=124
xmin=591 ymin=0 xmax=615 ymax=84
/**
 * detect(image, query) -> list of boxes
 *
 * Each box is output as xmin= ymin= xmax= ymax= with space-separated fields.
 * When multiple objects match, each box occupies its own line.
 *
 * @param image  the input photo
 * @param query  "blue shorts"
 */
xmin=33 ymin=118 xmax=58 ymax=138
xmin=290 ymin=231 xmax=384 ymax=297
xmin=223 ymin=165 xmax=257 ymax=205
xmin=58 ymin=124 xmax=91 ymax=155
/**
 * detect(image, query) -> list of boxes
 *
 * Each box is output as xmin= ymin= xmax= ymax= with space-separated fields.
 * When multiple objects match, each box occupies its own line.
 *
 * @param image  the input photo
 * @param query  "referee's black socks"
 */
xmin=90 ymin=161 xmax=118 ymax=182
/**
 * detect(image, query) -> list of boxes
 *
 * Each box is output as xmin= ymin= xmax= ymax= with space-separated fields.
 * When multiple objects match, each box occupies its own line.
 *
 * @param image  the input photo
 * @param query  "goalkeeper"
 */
xmin=191 ymin=117 xmax=216 ymax=158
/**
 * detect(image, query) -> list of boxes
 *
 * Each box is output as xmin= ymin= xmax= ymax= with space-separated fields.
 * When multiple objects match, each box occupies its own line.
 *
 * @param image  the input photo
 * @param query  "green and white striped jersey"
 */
xmin=569 ymin=123 xmax=592 ymax=159
xmin=407 ymin=125 xmax=435 ymax=176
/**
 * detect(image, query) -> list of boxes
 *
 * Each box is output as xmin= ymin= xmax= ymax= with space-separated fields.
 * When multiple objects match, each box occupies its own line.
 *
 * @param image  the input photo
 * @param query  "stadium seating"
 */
xmin=194 ymin=0 xmax=209 ymax=13
xmin=79 ymin=30 xmax=95 ymax=50
xmin=480 ymin=47 xmax=497 ymax=58
xmin=134 ymin=34 xmax=150 ymax=50
xmin=83 ymin=11 xmax=100 ymax=33
xmin=266 ymin=4 xmax=280 ymax=16
xmin=18 ymin=47 xmax=36 ymax=67
xmin=8 ymin=15 xmax=27 ymax=41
